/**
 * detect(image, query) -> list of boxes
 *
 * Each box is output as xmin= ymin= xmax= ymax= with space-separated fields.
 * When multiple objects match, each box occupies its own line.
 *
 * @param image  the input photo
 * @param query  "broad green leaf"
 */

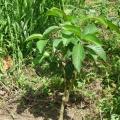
xmin=43 ymin=51 xmax=50 ymax=57
xmin=86 ymin=49 xmax=98 ymax=61
xmin=62 ymin=38 xmax=71 ymax=46
xmin=83 ymin=23 xmax=98 ymax=35
xmin=43 ymin=26 xmax=60 ymax=38
xmin=53 ymin=38 xmax=71 ymax=51
xmin=65 ymin=15 xmax=77 ymax=23
xmin=62 ymin=29 xmax=73 ymax=38
xmin=36 ymin=40 xmax=47 ymax=53
xmin=59 ymin=38 xmax=67 ymax=46
xmin=47 ymin=7 xmax=66 ymax=18
xmin=26 ymin=34 xmax=43 ymax=42
xmin=72 ymin=43 xmax=85 ymax=72
xmin=87 ymin=16 xmax=120 ymax=32
xmin=107 ymin=20 xmax=120 ymax=34
xmin=82 ymin=34 xmax=102 ymax=45
xmin=81 ymin=16 xmax=120 ymax=33
xmin=64 ymin=50 xmax=72 ymax=59
xmin=63 ymin=24 xmax=81 ymax=37
xmin=53 ymin=39 xmax=62 ymax=51
xmin=62 ymin=37 xmax=78 ymax=46
xmin=94 ymin=16 xmax=108 ymax=28
xmin=80 ymin=16 xmax=108 ymax=28
xmin=87 ymin=45 xmax=106 ymax=61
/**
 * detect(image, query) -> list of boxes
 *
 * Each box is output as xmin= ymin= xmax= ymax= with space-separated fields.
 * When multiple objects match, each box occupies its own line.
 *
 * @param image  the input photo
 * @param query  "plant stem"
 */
xmin=59 ymin=79 xmax=70 ymax=120
xmin=59 ymin=97 xmax=65 ymax=120
xmin=59 ymin=62 xmax=73 ymax=120
xmin=59 ymin=91 xmax=70 ymax=120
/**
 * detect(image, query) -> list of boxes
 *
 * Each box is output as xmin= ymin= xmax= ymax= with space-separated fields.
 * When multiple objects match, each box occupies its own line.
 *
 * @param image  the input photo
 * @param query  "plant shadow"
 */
xmin=16 ymin=85 xmax=72 ymax=120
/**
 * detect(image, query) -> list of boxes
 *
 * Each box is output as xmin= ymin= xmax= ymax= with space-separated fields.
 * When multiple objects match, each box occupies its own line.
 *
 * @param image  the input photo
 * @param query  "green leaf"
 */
xmin=107 ymin=20 xmax=120 ymax=34
xmin=83 ymin=23 xmax=98 ymax=35
xmin=94 ymin=16 xmax=108 ymax=28
xmin=65 ymin=15 xmax=77 ymax=23
xmin=26 ymin=34 xmax=43 ymax=42
xmin=61 ymin=29 xmax=73 ymax=38
xmin=53 ymin=38 xmax=71 ymax=52
xmin=43 ymin=51 xmax=50 ymax=57
xmin=86 ymin=49 xmax=98 ymax=61
xmin=87 ymin=45 xmax=106 ymax=61
xmin=62 ymin=38 xmax=71 ymax=46
xmin=82 ymin=34 xmax=102 ymax=45
xmin=47 ymin=7 xmax=66 ymax=18
xmin=63 ymin=24 xmax=81 ymax=37
xmin=64 ymin=50 xmax=72 ymax=59
xmin=36 ymin=40 xmax=47 ymax=53
xmin=53 ymin=39 xmax=62 ymax=52
xmin=72 ymin=43 xmax=85 ymax=72
xmin=80 ymin=16 xmax=108 ymax=28
xmin=43 ymin=26 xmax=60 ymax=38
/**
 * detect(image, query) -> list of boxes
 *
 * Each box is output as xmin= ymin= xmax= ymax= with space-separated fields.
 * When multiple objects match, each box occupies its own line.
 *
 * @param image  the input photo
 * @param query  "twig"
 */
xmin=4 ymin=106 xmax=15 ymax=120
xmin=0 ymin=81 xmax=10 ymax=94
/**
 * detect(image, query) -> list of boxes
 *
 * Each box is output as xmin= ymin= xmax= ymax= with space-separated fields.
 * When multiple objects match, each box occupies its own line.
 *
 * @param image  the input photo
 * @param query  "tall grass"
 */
xmin=0 ymin=0 xmax=62 ymax=70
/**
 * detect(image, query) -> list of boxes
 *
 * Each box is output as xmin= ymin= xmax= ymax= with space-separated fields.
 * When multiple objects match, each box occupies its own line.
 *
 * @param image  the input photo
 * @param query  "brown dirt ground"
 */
xmin=0 ymin=79 xmax=101 ymax=120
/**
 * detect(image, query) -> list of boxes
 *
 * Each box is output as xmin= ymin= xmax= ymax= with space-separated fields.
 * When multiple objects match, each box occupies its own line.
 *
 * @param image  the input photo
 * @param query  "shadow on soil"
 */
xmin=15 ymin=83 xmax=90 ymax=120
xmin=16 ymin=65 xmax=91 ymax=120
xmin=16 ymin=85 xmax=73 ymax=120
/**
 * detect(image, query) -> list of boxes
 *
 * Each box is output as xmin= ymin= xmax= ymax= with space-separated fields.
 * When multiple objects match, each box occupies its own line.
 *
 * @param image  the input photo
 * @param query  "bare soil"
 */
xmin=0 ymin=81 xmax=101 ymax=120
xmin=0 ymin=66 xmax=102 ymax=120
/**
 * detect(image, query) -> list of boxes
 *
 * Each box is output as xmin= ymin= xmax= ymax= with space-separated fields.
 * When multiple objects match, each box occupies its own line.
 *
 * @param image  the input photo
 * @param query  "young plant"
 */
xmin=26 ymin=7 xmax=120 ymax=120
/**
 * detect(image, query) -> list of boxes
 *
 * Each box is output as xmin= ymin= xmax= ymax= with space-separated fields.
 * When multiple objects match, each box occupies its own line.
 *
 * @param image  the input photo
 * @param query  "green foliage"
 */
xmin=26 ymin=4 xmax=120 ymax=119
xmin=28 ymin=7 xmax=118 ymax=73
xmin=0 ymin=0 xmax=62 ymax=66
xmin=26 ymin=6 xmax=117 ymax=119
xmin=87 ymin=45 xmax=106 ymax=61
xmin=0 ymin=0 xmax=120 ymax=119
xmin=72 ymin=43 xmax=85 ymax=72
xmin=37 ymin=40 xmax=48 ymax=54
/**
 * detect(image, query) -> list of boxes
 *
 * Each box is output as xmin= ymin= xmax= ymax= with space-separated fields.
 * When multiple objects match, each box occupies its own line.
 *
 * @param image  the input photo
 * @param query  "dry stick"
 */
xmin=0 ymin=81 xmax=10 ymax=94
xmin=5 ymin=106 xmax=15 ymax=120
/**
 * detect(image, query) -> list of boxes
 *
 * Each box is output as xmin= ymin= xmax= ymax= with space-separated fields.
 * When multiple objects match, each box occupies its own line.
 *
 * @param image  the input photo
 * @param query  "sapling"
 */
xmin=26 ymin=7 xmax=120 ymax=120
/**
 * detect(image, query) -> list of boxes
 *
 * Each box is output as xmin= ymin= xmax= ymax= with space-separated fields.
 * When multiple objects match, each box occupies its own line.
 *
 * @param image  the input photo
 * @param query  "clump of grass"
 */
xmin=0 ymin=0 xmax=62 ymax=70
